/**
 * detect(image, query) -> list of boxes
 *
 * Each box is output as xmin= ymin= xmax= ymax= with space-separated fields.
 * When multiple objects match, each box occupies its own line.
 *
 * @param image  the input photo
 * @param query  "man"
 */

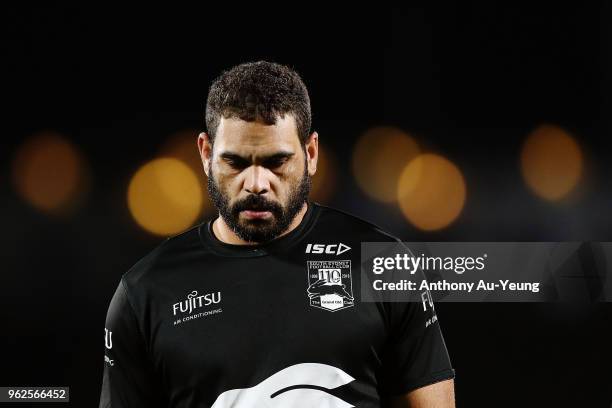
xmin=99 ymin=61 xmax=455 ymax=407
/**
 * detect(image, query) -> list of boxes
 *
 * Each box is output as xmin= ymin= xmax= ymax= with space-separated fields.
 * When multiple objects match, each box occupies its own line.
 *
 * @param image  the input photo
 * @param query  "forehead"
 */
xmin=214 ymin=115 xmax=300 ymax=154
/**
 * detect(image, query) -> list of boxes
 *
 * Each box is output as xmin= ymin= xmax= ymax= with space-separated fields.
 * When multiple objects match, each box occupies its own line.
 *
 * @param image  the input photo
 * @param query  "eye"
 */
xmin=264 ymin=157 xmax=289 ymax=170
xmin=224 ymin=157 xmax=250 ymax=170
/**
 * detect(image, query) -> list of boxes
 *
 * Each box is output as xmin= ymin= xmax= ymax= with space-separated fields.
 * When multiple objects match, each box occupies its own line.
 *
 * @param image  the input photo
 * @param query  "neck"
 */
xmin=212 ymin=201 xmax=308 ymax=245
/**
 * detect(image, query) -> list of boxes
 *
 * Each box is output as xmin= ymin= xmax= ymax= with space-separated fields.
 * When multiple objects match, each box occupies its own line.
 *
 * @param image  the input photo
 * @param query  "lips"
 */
xmin=240 ymin=209 xmax=272 ymax=219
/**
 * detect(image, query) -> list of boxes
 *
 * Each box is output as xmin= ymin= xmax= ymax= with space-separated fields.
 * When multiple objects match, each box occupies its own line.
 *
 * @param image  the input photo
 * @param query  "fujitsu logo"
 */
xmin=173 ymin=290 xmax=221 ymax=316
xmin=305 ymin=243 xmax=351 ymax=256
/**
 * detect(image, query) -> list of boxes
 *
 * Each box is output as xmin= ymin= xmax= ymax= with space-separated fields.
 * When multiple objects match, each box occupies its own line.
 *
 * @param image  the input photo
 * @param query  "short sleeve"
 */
xmin=99 ymin=278 xmax=167 ymax=408
xmin=377 ymin=244 xmax=455 ymax=396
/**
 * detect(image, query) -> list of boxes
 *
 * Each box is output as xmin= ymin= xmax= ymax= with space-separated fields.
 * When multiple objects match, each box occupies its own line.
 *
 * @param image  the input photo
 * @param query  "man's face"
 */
xmin=203 ymin=114 xmax=314 ymax=243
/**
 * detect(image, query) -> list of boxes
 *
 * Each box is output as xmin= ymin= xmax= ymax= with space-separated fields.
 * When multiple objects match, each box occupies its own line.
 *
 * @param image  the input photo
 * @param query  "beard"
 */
xmin=207 ymin=163 xmax=311 ymax=243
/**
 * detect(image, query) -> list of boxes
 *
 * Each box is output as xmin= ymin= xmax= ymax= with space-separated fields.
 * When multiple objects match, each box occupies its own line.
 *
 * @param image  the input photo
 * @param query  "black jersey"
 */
xmin=98 ymin=201 xmax=455 ymax=407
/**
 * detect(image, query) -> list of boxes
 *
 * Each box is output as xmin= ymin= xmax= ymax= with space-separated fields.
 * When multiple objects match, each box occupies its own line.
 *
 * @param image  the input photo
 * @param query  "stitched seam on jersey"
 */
xmin=119 ymin=277 xmax=154 ymax=360
xmin=119 ymin=277 xmax=170 ymax=402
xmin=313 ymin=202 xmax=401 ymax=242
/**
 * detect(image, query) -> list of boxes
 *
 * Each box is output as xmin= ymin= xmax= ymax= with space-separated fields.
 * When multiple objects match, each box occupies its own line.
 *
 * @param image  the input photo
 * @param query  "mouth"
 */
xmin=240 ymin=209 xmax=273 ymax=220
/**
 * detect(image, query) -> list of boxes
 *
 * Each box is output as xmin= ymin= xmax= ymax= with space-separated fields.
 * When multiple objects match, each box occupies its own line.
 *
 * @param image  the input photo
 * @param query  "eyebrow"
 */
xmin=219 ymin=151 xmax=295 ymax=165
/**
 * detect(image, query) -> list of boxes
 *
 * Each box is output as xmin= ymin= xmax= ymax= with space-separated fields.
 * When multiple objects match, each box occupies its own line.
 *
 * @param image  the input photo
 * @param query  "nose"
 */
xmin=243 ymin=165 xmax=270 ymax=195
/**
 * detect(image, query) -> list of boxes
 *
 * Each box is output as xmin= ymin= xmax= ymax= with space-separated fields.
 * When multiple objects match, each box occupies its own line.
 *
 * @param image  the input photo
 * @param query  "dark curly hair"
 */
xmin=205 ymin=61 xmax=312 ymax=146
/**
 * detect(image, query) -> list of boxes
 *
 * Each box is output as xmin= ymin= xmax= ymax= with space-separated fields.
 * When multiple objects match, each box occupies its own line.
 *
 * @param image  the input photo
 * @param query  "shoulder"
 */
xmin=312 ymin=202 xmax=402 ymax=244
xmin=121 ymin=223 xmax=206 ymax=292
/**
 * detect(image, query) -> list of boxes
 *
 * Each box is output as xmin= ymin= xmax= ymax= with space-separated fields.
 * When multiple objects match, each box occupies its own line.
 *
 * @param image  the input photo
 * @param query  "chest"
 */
xmin=150 ymin=256 xmax=388 ymax=397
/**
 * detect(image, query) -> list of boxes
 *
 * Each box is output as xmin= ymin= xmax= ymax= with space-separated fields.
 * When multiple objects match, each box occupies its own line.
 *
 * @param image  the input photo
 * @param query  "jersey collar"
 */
xmin=198 ymin=200 xmax=320 ymax=257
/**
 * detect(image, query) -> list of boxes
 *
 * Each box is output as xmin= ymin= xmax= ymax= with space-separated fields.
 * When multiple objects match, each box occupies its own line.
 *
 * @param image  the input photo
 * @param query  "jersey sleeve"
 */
xmin=377 ymin=243 xmax=456 ymax=396
xmin=99 ymin=277 xmax=167 ymax=408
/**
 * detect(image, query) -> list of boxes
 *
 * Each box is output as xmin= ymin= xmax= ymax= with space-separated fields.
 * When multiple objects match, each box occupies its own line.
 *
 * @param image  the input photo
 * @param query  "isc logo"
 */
xmin=305 ymin=243 xmax=351 ymax=256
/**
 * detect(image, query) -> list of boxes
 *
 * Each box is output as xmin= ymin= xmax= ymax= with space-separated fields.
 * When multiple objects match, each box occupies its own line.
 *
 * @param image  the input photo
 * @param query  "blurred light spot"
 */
xmin=397 ymin=154 xmax=466 ymax=231
xmin=159 ymin=129 xmax=214 ymax=215
xmin=12 ymin=131 xmax=88 ymax=214
xmin=520 ymin=124 xmax=583 ymax=201
xmin=352 ymin=126 xmax=420 ymax=203
xmin=311 ymin=143 xmax=337 ymax=203
xmin=128 ymin=158 xmax=203 ymax=236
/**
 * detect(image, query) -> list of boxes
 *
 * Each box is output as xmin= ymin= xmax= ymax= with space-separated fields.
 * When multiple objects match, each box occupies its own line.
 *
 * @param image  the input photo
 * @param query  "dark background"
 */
xmin=1 ymin=4 xmax=611 ymax=407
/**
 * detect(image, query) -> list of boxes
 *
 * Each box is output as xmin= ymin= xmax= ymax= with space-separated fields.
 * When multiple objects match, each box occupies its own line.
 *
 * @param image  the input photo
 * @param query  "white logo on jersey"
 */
xmin=421 ymin=290 xmax=434 ymax=312
xmin=421 ymin=290 xmax=438 ymax=328
xmin=305 ymin=243 xmax=351 ymax=256
xmin=306 ymin=260 xmax=354 ymax=312
xmin=172 ymin=290 xmax=222 ymax=316
xmin=211 ymin=363 xmax=355 ymax=407
xmin=104 ymin=328 xmax=113 ymax=349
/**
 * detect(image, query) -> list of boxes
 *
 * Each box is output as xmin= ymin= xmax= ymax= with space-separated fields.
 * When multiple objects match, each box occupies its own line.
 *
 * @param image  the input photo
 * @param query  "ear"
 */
xmin=305 ymin=131 xmax=319 ymax=177
xmin=197 ymin=132 xmax=213 ymax=177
